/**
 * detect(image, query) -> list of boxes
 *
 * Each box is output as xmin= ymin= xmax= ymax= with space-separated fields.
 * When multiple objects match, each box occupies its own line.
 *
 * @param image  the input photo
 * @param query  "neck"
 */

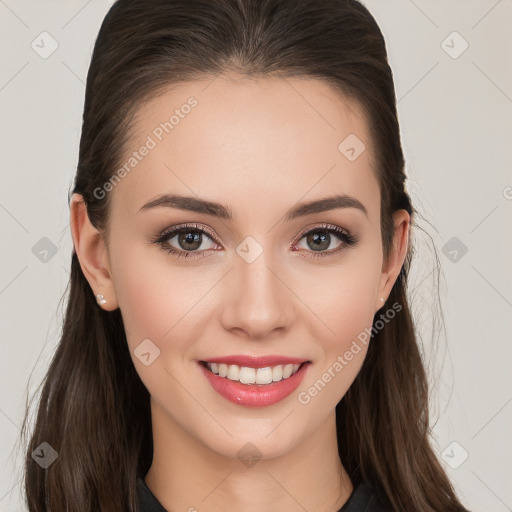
xmin=144 ymin=400 xmax=353 ymax=512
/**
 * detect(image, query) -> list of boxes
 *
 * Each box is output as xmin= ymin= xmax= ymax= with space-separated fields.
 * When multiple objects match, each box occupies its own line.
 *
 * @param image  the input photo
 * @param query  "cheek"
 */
xmin=294 ymin=257 xmax=380 ymax=410
xmin=109 ymin=241 xmax=173 ymax=339
xmin=297 ymin=252 xmax=381 ymax=348
xmin=111 ymin=244 xmax=214 ymax=353
xmin=111 ymin=248 xmax=210 ymax=397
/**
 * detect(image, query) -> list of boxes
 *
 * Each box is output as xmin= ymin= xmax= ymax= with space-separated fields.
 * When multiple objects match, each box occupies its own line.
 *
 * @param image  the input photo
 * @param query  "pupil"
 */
xmin=309 ymin=231 xmax=329 ymax=251
xmin=180 ymin=231 xmax=201 ymax=250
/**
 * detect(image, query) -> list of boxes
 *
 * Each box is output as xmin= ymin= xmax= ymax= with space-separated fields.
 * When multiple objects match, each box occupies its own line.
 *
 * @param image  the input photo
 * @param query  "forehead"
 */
xmin=110 ymin=73 xmax=380 ymax=223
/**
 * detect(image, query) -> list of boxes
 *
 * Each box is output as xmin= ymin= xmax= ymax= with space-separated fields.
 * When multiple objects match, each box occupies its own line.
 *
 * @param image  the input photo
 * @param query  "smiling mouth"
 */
xmin=200 ymin=361 xmax=308 ymax=385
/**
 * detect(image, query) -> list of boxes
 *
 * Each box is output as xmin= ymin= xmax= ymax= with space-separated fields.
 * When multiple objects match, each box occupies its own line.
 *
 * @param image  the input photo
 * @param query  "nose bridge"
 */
xmin=221 ymin=238 xmax=291 ymax=337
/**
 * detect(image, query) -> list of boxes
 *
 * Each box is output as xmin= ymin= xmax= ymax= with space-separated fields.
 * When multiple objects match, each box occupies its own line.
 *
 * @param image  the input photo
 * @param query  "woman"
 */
xmin=21 ymin=0 xmax=471 ymax=511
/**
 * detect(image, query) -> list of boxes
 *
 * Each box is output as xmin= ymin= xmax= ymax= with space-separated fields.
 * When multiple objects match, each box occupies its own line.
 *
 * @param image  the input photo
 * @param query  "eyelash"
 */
xmin=150 ymin=222 xmax=359 ymax=260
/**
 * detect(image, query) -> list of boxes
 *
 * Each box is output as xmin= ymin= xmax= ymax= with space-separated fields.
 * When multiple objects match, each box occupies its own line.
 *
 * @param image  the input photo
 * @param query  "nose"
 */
xmin=220 ymin=249 xmax=293 ymax=339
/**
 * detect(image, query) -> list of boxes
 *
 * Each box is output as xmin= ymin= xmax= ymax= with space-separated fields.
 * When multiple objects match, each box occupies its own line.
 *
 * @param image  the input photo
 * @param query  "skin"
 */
xmin=70 ymin=73 xmax=409 ymax=512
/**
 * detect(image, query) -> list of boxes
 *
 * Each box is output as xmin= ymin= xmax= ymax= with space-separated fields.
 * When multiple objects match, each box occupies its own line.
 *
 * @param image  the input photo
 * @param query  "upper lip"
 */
xmin=201 ymin=355 xmax=310 ymax=368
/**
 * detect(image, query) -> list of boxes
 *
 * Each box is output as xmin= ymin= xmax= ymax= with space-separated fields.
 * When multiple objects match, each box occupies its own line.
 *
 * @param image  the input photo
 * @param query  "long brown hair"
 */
xmin=20 ymin=0 xmax=470 ymax=510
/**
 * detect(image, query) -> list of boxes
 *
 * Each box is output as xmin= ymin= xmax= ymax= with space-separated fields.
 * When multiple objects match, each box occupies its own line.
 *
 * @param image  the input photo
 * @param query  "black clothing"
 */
xmin=136 ymin=476 xmax=392 ymax=511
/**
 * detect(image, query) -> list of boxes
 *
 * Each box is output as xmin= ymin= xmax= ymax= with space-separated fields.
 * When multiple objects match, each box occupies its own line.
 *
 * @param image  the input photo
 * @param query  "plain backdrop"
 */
xmin=1 ymin=1 xmax=511 ymax=511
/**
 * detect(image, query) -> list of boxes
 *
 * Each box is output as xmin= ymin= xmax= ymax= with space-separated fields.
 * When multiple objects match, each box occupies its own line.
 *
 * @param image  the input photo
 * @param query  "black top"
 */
xmin=136 ymin=476 xmax=392 ymax=512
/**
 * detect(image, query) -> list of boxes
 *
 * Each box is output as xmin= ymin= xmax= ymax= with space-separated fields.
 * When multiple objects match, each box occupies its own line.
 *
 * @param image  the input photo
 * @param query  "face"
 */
xmin=84 ymin=73 xmax=407 ymax=460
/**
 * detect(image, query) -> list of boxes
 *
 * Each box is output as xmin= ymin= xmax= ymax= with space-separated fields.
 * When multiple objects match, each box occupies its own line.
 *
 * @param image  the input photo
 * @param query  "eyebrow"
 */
xmin=138 ymin=193 xmax=368 ymax=221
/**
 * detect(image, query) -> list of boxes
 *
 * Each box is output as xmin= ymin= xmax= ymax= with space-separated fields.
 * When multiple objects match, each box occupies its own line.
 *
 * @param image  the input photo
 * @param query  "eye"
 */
xmin=292 ymin=223 xmax=359 ymax=259
xmin=151 ymin=223 xmax=220 ymax=259
xmin=150 ymin=222 xmax=359 ymax=260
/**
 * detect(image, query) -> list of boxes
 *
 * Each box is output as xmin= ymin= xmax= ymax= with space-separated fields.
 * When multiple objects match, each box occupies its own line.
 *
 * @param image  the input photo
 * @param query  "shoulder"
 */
xmin=136 ymin=475 xmax=392 ymax=512
xmin=339 ymin=480 xmax=393 ymax=512
xmin=137 ymin=477 xmax=167 ymax=512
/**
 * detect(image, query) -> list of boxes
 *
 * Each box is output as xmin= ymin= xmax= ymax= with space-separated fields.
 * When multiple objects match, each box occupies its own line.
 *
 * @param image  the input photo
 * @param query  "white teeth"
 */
xmin=239 ymin=367 xmax=256 ymax=384
xmin=282 ymin=364 xmax=293 ymax=379
xmin=205 ymin=362 xmax=303 ymax=385
xmin=272 ymin=365 xmax=283 ymax=381
xmin=227 ymin=365 xmax=239 ymax=380
xmin=255 ymin=367 xmax=273 ymax=384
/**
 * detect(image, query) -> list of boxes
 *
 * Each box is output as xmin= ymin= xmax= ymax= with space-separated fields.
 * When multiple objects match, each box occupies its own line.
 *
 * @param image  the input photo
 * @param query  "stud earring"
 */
xmin=380 ymin=297 xmax=385 ymax=302
xmin=96 ymin=294 xmax=107 ymax=305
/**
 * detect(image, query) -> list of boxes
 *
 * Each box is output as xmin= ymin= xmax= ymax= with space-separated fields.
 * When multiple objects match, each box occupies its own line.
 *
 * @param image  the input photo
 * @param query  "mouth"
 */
xmin=200 ymin=360 xmax=309 ymax=385
xmin=198 ymin=359 xmax=312 ymax=407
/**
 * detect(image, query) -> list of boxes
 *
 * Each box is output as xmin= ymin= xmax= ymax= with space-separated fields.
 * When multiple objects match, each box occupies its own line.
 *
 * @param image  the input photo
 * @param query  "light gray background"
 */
xmin=1 ymin=1 xmax=511 ymax=511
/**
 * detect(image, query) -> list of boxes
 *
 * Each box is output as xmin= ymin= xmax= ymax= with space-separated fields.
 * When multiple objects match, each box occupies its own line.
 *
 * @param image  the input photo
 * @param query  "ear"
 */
xmin=375 ymin=209 xmax=410 ymax=312
xmin=69 ymin=193 xmax=119 ymax=311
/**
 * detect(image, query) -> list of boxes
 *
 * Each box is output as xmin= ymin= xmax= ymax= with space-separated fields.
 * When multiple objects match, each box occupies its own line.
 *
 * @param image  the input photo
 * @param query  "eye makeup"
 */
xmin=149 ymin=221 xmax=359 ymax=260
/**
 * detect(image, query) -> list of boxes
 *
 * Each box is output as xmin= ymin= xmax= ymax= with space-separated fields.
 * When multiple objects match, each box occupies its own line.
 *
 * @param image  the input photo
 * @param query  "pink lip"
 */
xmin=201 ymin=355 xmax=309 ymax=368
xmin=198 ymin=360 xmax=311 ymax=407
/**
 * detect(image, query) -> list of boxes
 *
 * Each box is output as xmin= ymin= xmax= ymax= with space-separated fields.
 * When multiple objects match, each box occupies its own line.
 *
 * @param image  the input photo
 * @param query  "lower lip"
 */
xmin=199 ymin=362 xmax=310 ymax=407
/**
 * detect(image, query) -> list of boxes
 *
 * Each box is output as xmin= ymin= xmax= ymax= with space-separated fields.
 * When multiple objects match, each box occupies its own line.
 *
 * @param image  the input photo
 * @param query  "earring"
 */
xmin=96 ymin=294 xmax=107 ymax=305
xmin=380 ymin=297 xmax=385 ymax=302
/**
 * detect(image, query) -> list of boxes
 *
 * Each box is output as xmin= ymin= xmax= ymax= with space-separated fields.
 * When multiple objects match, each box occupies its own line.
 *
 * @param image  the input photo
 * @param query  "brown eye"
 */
xmin=304 ymin=230 xmax=336 ymax=252
xmin=151 ymin=222 xmax=358 ymax=260
xmin=152 ymin=223 xmax=220 ymax=259
xmin=176 ymin=230 xmax=204 ymax=251
xmin=292 ymin=224 xmax=359 ymax=259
